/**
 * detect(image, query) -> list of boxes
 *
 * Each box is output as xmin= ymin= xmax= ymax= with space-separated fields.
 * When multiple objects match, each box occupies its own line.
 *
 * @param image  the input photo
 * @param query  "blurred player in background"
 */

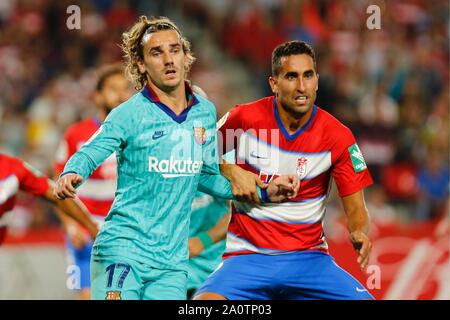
xmin=54 ymin=64 xmax=132 ymax=299
xmin=54 ymin=16 xmax=298 ymax=300
xmin=195 ymin=41 xmax=374 ymax=300
xmin=187 ymin=192 xmax=230 ymax=299
xmin=0 ymin=153 xmax=98 ymax=246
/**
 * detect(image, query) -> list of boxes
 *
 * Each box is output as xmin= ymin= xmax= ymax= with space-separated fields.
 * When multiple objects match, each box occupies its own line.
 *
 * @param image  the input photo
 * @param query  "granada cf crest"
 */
xmin=105 ymin=291 xmax=121 ymax=300
xmin=296 ymin=157 xmax=308 ymax=179
xmin=193 ymin=127 xmax=206 ymax=145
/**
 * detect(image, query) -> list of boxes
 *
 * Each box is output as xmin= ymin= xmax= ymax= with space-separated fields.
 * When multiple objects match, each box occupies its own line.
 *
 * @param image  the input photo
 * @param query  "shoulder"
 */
xmin=219 ymin=96 xmax=273 ymax=130
xmin=114 ymin=92 xmax=143 ymax=114
xmin=194 ymin=94 xmax=217 ymax=117
xmin=234 ymin=96 xmax=273 ymax=118
xmin=314 ymin=107 xmax=355 ymax=145
xmin=105 ymin=92 xmax=143 ymax=123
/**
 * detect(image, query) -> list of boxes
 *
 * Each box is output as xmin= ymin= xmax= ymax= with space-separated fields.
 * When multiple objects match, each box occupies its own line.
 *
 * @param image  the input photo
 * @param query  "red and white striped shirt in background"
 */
xmin=55 ymin=117 xmax=117 ymax=221
xmin=0 ymin=154 xmax=49 ymax=244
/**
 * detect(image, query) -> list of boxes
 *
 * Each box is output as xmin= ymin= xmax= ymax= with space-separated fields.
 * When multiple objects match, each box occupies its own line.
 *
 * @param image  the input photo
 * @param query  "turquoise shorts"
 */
xmin=90 ymin=254 xmax=187 ymax=300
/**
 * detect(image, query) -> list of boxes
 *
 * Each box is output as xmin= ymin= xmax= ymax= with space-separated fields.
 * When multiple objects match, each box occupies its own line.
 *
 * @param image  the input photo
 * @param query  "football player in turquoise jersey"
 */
xmin=54 ymin=16 xmax=299 ymax=300
xmin=187 ymin=191 xmax=230 ymax=299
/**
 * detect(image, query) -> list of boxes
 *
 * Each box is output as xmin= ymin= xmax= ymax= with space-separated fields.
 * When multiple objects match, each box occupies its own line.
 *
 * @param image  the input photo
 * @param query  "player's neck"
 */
xmin=276 ymin=103 xmax=313 ymax=135
xmin=149 ymin=82 xmax=188 ymax=115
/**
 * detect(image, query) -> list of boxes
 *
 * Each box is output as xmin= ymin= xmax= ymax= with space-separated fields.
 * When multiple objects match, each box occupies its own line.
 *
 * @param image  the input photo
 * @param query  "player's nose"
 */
xmin=162 ymin=51 xmax=174 ymax=64
xmin=296 ymin=78 xmax=306 ymax=93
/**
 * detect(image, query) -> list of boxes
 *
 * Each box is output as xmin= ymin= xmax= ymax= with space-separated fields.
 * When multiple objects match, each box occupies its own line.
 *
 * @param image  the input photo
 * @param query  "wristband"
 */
xmin=197 ymin=232 xmax=213 ymax=249
xmin=257 ymin=186 xmax=270 ymax=203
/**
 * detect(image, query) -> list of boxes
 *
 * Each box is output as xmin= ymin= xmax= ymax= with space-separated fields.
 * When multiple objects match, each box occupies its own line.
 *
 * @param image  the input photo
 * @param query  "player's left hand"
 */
xmin=188 ymin=237 xmax=204 ymax=258
xmin=267 ymin=174 xmax=300 ymax=202
xmin=349 ymin=230 xmax=372 ymax=270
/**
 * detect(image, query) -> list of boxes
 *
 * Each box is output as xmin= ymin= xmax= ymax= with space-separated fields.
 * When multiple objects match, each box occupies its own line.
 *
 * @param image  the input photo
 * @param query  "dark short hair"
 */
xmin=271 ymin=41 xmax=317 ymax=77
xmin=96 ymin=63 xmax=125 ymax=91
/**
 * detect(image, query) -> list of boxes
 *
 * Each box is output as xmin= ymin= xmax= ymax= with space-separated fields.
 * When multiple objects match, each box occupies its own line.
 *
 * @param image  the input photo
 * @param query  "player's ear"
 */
xmin=316 ymin=72 xmax=319 ymax=91
xmin=137 ymin=59 xmax=146 ymax=74
xmin=269 ymin=76 xmax=278 ymax=95
xmin=183 ymin=54 xmax=190 ymax=73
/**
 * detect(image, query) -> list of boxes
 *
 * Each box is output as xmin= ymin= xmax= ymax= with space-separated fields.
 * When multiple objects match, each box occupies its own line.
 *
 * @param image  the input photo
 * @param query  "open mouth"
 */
xmin=165 ymin=69 xmax=176 ymax=76
xmin=295 ymin=96 xmax=308 ymax=103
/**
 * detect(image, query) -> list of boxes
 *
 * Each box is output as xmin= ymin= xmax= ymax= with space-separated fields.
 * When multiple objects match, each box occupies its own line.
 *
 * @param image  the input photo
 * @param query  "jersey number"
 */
xmin=105 ymin=263 xmax=131 ymax=289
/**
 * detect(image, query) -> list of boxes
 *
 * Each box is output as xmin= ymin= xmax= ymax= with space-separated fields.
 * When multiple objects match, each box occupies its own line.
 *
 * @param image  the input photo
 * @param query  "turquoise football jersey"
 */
xmin=188 ymin=191 xmax=229 ymax=290
xmin=62 ymin=85 xmax=235 ymax=272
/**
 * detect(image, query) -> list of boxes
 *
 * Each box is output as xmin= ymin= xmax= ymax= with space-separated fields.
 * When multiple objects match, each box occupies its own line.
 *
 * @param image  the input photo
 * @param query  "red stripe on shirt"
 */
xmin=228 ymin=212 xmax=324 ymax=251
xmin=78 ymin=197 xmax=112 ymax=217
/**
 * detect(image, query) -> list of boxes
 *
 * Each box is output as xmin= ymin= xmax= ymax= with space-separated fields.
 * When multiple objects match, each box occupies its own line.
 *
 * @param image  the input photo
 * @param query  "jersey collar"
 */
xmin=273 ymin=97 xmax=317 ymax=141
xmin=141 ymin=81 xmax=199 ymax=124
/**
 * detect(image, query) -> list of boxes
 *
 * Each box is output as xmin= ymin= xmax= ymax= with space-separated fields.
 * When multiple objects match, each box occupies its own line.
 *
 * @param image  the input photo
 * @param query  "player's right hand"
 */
xmin=54 ymin=173 xmax=83 ymax=200
xmin=350 ymin=230 xmax=372 ymax=270
xmin=267 ymin=174 xmax=300 ymax=202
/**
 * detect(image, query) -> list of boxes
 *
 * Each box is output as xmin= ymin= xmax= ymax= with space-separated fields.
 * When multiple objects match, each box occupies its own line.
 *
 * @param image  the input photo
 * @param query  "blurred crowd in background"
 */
xmin=0 ymin=0 xmax=448 ymax=235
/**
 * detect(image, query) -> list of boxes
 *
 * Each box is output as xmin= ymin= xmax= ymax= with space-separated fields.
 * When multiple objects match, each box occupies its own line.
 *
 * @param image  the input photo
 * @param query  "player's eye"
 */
xmin=151 ymin=51 xmax=161 ymax=57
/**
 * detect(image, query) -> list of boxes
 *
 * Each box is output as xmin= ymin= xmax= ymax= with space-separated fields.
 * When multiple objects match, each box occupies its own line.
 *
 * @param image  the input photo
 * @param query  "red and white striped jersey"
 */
xmin=218 ymin=96 xmax=373 ymax=258
xmin=55 ymin=117 xmax=117 ymax=218
xmin=0 ymin=153 xmax=49 ymax=243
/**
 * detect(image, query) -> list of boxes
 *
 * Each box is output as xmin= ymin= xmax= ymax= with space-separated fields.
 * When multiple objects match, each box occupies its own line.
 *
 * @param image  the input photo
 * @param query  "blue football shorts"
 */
xmin=195 ymin=250 xmax=374 ymax=300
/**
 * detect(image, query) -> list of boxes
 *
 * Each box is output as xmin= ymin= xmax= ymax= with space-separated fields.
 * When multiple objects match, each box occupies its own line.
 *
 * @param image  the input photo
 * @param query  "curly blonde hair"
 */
xmin=121 ymin=16 xmax=196 ymax=90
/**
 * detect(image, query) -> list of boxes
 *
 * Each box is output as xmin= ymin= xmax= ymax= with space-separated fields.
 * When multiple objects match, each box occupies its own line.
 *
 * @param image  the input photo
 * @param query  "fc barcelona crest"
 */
xmin=105 ymin=291 xmax=121 ymax=300
xmin=296 ymin=157 xmax=308 ymax=179
xmin=193 ymin=127 xmax=206 ymax=145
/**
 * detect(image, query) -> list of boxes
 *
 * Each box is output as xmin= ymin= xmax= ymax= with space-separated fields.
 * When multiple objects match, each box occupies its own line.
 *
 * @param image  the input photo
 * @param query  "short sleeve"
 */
xmin=15 ymin=159 xmax=49 ymax=196
xmin=331 ymin=129 xmax=373 ymax=197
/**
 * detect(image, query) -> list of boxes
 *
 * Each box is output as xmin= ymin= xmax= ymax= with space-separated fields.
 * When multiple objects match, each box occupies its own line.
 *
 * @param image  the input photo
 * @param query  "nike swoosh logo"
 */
xmin=152 ymin=131 xmax=166 ymax=140
xmin=250 ymin=151 xmax=269 ymax=159
xmin=356 ymin=287 xmax=367 ymax=293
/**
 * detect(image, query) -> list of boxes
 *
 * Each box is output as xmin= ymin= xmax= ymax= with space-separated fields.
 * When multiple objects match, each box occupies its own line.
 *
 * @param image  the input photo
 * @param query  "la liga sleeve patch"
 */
xmin=348 ymin=143 xmax=367 ymax=173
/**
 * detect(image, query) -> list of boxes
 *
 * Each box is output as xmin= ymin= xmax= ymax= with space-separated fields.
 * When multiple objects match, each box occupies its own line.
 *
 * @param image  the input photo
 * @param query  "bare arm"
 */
xmin=54 ymin=208 xmax=91 ymax=249
xmin=220 ymin=160 xmax=267 ymax=204
xmin=44 ymin=180 xmax=98 ymax=240
xmin=207 ymin=212 xmax=231 ymax=243
xmin=220 ymin=160 xmax=299 ymax=204
xmin=189 ymin=212 xmax=231 ymax=258
xmin=341 ymin=190 xmax=371 ymax=270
